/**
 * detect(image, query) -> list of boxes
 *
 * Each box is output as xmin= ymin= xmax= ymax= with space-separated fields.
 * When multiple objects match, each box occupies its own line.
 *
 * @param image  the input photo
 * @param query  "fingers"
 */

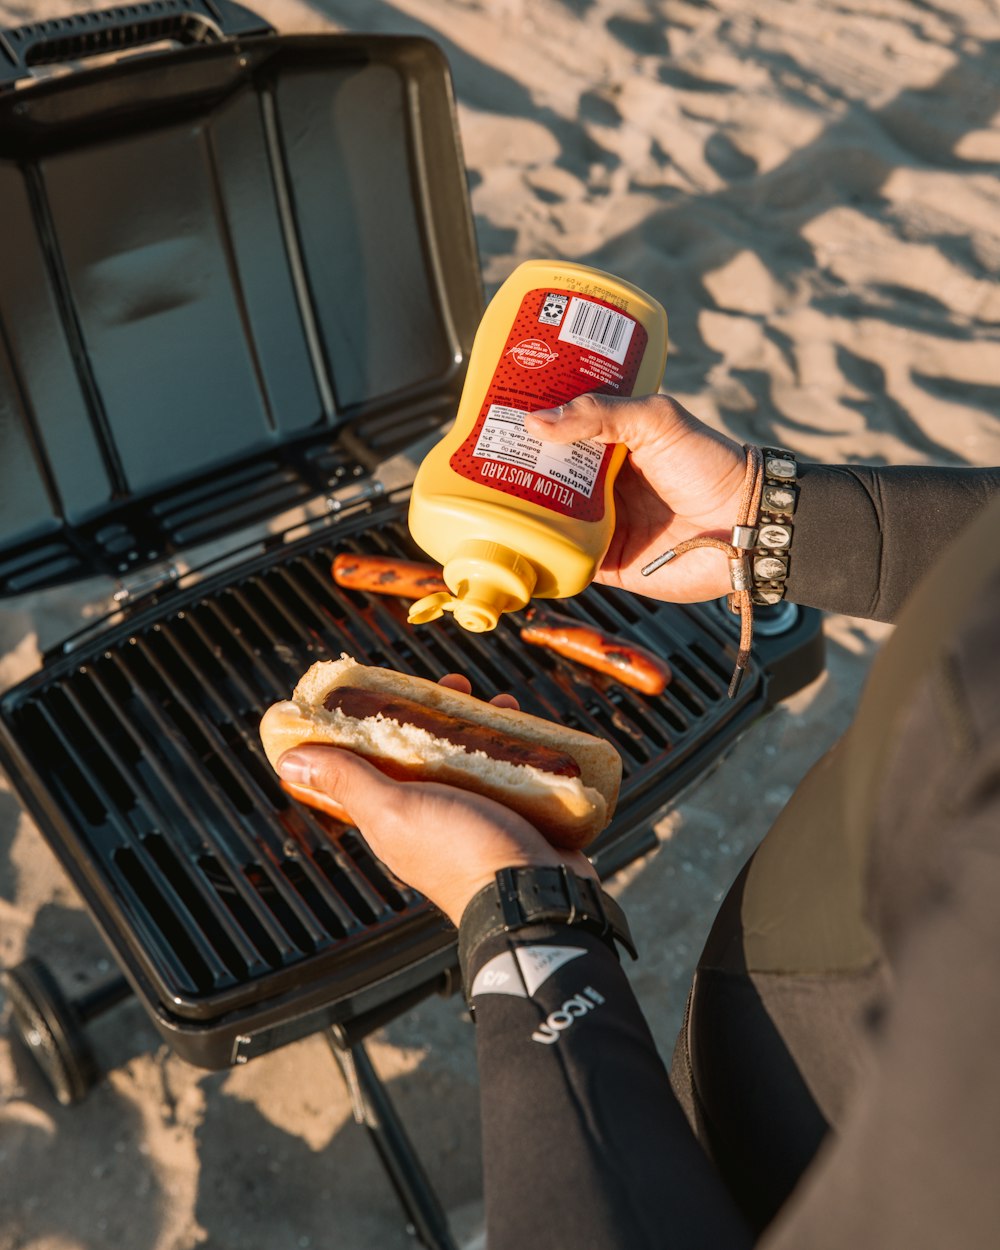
xmin=437 ymin=673 xmax=472 ymax=695
xmin=275 ymin=744 xmax=559 ymax=926
xmin=525 ymin=392 xmax=699 ymax=450
xmin=490 ymin=693 xmax=520 ymax=710
xmin=438 ymin=672 xmax=519 ymax=711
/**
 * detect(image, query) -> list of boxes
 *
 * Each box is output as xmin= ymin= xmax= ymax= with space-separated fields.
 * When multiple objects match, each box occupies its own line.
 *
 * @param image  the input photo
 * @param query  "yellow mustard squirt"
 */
xmin=408 ymin=259 xmax=668 ymax=632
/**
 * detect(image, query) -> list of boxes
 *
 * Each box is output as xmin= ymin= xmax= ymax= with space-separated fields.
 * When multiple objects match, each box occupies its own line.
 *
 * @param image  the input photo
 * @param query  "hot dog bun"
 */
xmin=259 ymin=655 xmax=621 ymax=850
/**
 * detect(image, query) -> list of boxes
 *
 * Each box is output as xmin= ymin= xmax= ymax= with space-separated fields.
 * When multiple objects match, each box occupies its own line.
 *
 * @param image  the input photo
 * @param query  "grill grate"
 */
xmin=1 ymin=500 xmax=756 ymax=1023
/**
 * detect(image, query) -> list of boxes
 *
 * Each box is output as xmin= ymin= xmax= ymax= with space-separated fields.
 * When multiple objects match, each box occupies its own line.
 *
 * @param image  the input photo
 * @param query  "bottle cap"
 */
xmin=407 ymin=541 xmax=537 ymax=633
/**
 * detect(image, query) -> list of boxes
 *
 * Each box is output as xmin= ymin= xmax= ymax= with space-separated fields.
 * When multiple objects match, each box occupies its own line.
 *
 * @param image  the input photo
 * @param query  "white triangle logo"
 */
xmin=470 ymin=951 xmax=527 ymax=999
xmin=514 ymin=945 xmax=587 ymax=996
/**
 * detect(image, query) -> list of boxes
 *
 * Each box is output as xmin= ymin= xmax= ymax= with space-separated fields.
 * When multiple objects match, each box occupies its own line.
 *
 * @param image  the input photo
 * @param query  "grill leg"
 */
xmin=326 ymin=1026 xmax=458 ymax=1250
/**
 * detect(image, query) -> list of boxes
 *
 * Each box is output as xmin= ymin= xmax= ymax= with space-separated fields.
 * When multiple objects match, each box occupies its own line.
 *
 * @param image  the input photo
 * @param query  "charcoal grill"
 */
xmin=0 ymin=6 xmax=824 ymax=1247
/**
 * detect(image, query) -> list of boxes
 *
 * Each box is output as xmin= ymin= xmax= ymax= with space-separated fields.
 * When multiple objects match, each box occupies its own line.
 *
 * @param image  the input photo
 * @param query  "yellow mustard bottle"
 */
xmin=407 ymin=259 xmax=668 ymax=632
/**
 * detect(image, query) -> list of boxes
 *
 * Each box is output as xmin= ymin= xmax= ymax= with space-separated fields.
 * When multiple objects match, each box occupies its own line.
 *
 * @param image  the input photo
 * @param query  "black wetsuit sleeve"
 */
xmin=786 ymin=465 xmax=1000 ymax=621
xmin=464 ymin=923 xmax=753 ymax=1250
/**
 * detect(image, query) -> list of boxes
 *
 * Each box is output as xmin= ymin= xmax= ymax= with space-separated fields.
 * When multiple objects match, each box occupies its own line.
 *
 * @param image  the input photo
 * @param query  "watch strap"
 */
xmin=458 ymin=865 xmax=637 ymax=998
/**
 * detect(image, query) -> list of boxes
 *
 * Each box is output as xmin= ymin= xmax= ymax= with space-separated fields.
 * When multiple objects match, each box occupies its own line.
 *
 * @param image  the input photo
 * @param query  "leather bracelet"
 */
xmin=752 ymin=447 xmax=798 ymax=605
xmin=641 ymin=443 xmax=766 ymax=697
xmin=639 ymin=443 xmax=798 ymax=695
xmin=458 ymin=865 xmax=637 ymax=1004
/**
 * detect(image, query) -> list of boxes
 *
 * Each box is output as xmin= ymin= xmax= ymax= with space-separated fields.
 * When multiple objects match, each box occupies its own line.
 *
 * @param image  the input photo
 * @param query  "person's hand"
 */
xmin=525 ymin=393 xmax=747 ymax=603
xmin=275 ymin=675 xmax=594 ymax=926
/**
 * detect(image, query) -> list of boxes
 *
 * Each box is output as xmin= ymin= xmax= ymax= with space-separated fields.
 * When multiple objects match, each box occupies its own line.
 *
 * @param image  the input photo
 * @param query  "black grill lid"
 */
xmin=0 ymin=21 xmax=481 ymax=595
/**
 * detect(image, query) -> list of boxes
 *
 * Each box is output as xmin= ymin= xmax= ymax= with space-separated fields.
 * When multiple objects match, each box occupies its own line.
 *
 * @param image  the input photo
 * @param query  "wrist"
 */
xmin=457 ymin=865 xmax=637 ymax=1011
xmin=438 ymin=852 xmax=564 ymax=927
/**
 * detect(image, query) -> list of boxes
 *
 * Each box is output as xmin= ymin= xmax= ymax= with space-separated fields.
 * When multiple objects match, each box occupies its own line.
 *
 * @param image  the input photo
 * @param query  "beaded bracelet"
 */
xmin=752 ymin=448 xmax=797 ymax=605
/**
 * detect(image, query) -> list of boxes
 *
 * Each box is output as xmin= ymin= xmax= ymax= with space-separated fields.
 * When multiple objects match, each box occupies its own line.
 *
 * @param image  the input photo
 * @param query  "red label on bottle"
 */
xmin=449 ymin=288 xmax=648 ymax=520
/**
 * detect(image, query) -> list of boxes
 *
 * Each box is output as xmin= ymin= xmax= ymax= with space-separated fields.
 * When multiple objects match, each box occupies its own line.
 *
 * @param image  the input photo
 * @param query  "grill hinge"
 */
xmin=53 ymin=559 xmax=184 ymax=658
xmin=52 ymin=476 xmax=399 ymax=661
xmin=324 ymin=478 xmax=386 ymax=513
xmin=112 ymin=560 xmax=182 ymax=606
xmin=271 ymin=476 xmax=400 ymax=554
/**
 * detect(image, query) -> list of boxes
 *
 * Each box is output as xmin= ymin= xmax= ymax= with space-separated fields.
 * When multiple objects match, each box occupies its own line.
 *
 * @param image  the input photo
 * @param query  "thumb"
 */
xmin=524 ymin=392 xmax=695 ymax=452
xmin=277 ymin=746 xmax=390 ymax=822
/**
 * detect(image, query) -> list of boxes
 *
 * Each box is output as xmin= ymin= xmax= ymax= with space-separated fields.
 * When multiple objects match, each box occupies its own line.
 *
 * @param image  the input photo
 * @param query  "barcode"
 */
xmin=559 ymin=297 xmax=635 ymax=364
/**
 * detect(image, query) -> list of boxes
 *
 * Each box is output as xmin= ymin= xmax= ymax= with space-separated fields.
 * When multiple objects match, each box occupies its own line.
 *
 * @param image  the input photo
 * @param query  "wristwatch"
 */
xmin=458 ymin=865 xmax=637 ymax=1000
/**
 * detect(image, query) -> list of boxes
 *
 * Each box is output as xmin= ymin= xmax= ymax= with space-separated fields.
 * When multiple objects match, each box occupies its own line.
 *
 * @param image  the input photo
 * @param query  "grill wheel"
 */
xmin=2 ymin=956 xmax=98 ymax=1106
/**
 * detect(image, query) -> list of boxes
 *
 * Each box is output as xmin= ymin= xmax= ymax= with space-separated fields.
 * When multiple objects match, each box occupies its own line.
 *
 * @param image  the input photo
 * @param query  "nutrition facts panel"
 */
xmin=473 ymin=405 xmax=605 ymax=498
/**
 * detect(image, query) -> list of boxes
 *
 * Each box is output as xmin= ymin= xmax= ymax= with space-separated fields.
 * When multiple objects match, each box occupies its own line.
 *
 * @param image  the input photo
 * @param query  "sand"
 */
xmin=1 ymin=0 xmax=998 ymax=1246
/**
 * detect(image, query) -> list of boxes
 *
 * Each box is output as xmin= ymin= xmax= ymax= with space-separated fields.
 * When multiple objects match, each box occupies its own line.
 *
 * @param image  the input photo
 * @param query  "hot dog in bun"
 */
xmin=259 ymin=655 xmax=621 ymax=850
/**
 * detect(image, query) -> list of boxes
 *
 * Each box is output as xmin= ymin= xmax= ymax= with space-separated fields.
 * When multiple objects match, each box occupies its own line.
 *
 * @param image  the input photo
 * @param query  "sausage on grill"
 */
xmin=520 ymin=608 xmax=671 ymax=696
xmin=332 ymin=553 xmax=447 ymax=598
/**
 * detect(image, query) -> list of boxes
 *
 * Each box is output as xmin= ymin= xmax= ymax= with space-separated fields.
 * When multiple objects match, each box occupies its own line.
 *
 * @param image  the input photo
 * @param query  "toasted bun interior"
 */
xmin=259 ymin=656 xmax=622 ymax=850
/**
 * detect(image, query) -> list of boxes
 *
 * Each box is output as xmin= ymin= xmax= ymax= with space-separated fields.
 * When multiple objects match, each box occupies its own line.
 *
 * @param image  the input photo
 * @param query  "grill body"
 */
xmin=0 ymin=493 xmax=823 ymax=1068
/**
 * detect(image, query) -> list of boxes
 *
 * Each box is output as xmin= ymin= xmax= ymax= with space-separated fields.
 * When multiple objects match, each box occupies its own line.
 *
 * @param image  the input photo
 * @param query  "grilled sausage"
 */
xmin=332 ymin=553 xmax=447 ymax=599
xmin=520 ymin=608 xmax=671 ymax=696
xmin=324 ymin=686 xmax=582 ymax=776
